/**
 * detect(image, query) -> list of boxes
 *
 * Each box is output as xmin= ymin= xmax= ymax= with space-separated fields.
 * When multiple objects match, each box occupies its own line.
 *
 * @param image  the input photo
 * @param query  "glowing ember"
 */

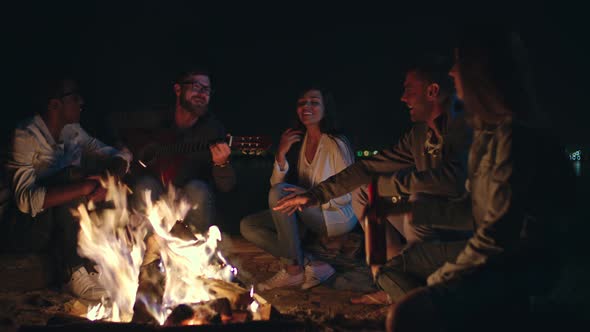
xmin=75 ymin=175 xmax=235 ymax=324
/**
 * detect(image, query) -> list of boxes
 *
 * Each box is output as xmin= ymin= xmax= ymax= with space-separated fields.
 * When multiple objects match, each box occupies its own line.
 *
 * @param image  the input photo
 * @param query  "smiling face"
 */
xmin=296 ymin=89 xmax=325 ymax=129
xmin=174 ymin=74 xmax=211 ymax=116
xmin=400 ymin=70 xmax=433 ymax=123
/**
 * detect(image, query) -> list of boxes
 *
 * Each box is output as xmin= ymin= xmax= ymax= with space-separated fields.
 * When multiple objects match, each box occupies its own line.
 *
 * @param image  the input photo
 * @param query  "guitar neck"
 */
xmin=150 ymin=135 xmax=272 ymax=157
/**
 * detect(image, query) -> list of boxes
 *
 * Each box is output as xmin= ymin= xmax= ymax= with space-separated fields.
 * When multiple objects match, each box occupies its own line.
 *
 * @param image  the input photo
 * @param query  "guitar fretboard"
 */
xmin=150 ymin=136 xmax=269 ymax=157
xmin=155 ymin=141 xmax=212 ymax=155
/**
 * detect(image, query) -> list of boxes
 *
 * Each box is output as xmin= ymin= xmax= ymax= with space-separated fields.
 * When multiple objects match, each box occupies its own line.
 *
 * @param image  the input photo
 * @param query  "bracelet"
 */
xmin=213 ymin=160 xmax=231 ymax=168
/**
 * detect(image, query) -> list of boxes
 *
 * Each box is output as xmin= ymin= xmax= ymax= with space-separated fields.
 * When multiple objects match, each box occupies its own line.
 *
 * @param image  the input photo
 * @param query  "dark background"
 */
xmin=2 ymin=3 xmax=588 ymax=311
xmin=2 ymin=1 xmax=589 ymax=153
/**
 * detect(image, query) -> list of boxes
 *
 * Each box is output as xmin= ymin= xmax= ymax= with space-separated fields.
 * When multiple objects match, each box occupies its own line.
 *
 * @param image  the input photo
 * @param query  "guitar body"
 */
xmin=121 ymin=128 xmax=272 ymax=185
xmin=127 ymin=130 xmax=194 ymax=185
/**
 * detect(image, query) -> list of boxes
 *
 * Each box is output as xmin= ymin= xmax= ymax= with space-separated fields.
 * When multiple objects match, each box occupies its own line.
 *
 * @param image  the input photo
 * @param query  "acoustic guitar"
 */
xmin=121 ymin=128 xmax=272 ymax=185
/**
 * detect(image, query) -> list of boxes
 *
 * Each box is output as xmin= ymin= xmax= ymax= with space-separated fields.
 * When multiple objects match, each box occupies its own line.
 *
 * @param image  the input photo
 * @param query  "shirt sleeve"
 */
xmin=376 ymin=156 xmax=467 ymax=198
xmin=74 ymin=125 xmax=133 ymax=167
xmin=376 ymin=123 xmax=471 ymax=198
xmin=308 ymin=128 xmax=415 ymax=203
xmin=6 ymin=128 xmax=46 ymax=217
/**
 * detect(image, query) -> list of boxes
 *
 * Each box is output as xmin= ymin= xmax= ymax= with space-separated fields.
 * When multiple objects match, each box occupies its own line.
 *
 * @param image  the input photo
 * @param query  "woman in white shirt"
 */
xmin=240 ymin=87 xmax=357 ymax=291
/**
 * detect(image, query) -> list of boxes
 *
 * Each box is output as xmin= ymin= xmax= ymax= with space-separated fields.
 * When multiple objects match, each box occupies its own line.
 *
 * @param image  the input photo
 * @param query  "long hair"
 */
xmin=284 ymin=86 xmax=352 ymax=185
xmin=455 ymin=25 xmax=541 ymax=127
xmin=290 ymin=86 xmax=342 ymax=136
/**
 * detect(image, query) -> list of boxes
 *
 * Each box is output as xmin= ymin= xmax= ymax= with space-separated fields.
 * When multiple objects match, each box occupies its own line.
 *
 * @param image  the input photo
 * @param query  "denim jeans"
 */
xmin=130 ymin=176 xmax=214 ymax=234
xmin=352 ymin=185 xmax=448 ymax=246
xmin=376 ymin=240 xmax=467 ymax=301
xmin=240 ymin=183 xmax=329 ymax=266
xmin=353 ymin=183 xmax=472 ymax=255
xmin=4 ymin=197 xmax=90 ymax=283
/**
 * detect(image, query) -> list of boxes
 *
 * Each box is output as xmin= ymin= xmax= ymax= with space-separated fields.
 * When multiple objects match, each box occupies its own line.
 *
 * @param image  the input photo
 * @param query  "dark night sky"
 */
xmin=3 ymin=1 xmax=589 ymax=152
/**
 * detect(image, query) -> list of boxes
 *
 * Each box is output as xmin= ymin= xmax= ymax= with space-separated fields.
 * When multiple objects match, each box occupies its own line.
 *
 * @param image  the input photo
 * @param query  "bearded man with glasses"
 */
xmin=127 ymin=67 xmax=235 ymax=236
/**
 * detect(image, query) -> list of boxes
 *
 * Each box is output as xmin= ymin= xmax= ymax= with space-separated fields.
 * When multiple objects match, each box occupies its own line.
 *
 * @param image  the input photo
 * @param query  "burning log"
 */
xmin=132 ymin=220 xmax=274 ymax=325
xmin=163 ymin=298 xmax=233 ymax=326
xmin=75 ymin=177 xmax=272 ymax=326
xmin=133 ymin=262 xmax=274 ymax=324
xmin=131 ymin=259 xmax=164 ymax=324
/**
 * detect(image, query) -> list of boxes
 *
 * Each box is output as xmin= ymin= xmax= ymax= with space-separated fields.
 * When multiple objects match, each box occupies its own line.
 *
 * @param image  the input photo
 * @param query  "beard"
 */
xmin=180 ymin=92 xmax=209 ymax=117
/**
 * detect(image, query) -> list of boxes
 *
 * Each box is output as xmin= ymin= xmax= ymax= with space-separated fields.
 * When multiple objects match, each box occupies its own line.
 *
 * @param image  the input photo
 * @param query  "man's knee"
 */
xmin=183 ymin=180 xmax=213 ymax=205
xmin=268 ymin=183 xmax=291 ymax=208
xmin=239 ymin=215 xmax=257 ymax=242
xmin=376 ymin=256 xmax=423 ymax=302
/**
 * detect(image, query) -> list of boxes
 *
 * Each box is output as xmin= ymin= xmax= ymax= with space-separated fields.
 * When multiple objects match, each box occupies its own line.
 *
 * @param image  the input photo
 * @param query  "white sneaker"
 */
xmin=257 ymin=269 xmax=304 ymax=291
xmin=64 ymin=266 xmax=108 ymax=301
xmin=302 ymin=261 xmax=336 ymax=290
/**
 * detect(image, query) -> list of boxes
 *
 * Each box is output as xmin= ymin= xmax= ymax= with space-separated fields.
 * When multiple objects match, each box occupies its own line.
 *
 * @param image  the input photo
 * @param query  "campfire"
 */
xmin=72 ymin=175 xmax=271 ymax=326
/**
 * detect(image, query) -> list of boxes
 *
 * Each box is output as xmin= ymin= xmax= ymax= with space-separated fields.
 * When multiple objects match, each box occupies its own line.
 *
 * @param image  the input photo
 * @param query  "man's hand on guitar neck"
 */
xmin=210 ymin=142 xmax=231 ymax=167
xmin=273 ymin=190 xmax=319 ymax=216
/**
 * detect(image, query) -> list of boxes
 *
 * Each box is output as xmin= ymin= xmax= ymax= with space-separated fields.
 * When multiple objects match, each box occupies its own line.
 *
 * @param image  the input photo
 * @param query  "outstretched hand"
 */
xmin=273 ymin=191 xmax=319 ymax=216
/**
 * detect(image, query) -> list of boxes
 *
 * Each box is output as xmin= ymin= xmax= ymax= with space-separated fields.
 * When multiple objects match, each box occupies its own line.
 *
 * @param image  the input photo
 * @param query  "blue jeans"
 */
xmin=130 ymin=176 xmax=214 ymax=234
xmin=240 ymin=183 xmax=328 ymax=266
xmin=376 ymin=240 xmax=467 ymax=301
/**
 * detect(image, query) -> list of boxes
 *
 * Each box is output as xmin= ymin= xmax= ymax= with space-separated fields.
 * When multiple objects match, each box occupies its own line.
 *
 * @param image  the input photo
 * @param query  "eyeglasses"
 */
xmin=179 ymin=81 xmax=213 ymax=94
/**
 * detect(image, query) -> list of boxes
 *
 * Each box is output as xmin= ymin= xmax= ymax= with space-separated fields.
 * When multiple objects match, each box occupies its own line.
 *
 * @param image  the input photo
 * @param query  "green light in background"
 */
xmin=356 ymin=151 xmax=363 ymax=157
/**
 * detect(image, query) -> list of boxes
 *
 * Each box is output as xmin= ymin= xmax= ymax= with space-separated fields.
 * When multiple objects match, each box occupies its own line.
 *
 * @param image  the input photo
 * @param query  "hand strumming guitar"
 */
xmin=275 ymin=128 xmax=303 ymax=169
xmin=273 ymin=190 xmax=319 ymax=216
xmin=210 ymin=142 xmax=231 ymax=167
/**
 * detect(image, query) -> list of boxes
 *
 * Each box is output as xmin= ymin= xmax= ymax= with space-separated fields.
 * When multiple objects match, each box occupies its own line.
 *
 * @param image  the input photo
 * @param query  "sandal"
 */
xmin=350 ymin=290 xmax=392 ymax=305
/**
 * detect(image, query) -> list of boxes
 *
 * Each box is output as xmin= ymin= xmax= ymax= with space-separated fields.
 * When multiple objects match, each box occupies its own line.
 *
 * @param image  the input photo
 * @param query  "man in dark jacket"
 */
xmin=128 ymin=67 xmax=236 ymax=234
xmin=274 ymin=56 xmax=473 ymax=303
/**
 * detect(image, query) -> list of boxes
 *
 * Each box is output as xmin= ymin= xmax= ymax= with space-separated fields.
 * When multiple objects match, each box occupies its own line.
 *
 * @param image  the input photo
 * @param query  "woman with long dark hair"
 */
xmin=240 ymin=87 xmax=357 ymax=291
xmin=386 ymin=25 xmax=577 ymax=331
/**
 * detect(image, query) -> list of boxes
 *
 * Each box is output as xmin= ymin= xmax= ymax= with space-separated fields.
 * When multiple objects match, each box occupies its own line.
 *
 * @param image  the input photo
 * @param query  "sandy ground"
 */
xmin=0 ymin=232 xmax=389 ymax=332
